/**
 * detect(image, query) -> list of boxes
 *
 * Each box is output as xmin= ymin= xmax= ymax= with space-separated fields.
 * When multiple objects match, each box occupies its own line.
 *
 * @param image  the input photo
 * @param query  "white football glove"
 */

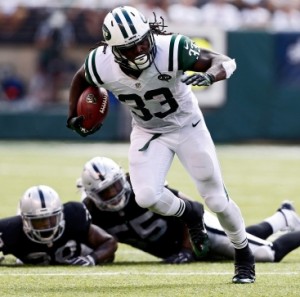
xmin=67 ymin=255 xmax=95 ymax=266
xmin=181 ymin=73 xmax=215 ymax=86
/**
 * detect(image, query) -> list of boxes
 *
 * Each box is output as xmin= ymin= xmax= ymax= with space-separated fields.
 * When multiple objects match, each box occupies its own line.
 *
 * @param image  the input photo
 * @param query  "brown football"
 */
xmin=77 ymin=86 xmax=109 ymax=130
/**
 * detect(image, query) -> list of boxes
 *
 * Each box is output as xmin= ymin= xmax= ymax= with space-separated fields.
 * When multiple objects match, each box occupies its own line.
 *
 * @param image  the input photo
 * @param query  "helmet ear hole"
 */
xmin=81 ymin=157 xmax=129 ymax=211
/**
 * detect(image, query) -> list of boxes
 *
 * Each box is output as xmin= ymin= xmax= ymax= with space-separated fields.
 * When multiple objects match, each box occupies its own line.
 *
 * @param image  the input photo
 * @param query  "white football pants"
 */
xmin=129 ymin=117 xmax=248 ymax=250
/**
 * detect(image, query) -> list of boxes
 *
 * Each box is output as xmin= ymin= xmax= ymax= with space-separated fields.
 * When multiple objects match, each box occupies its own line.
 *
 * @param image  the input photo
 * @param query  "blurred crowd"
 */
xmin=0 ymin=0 xmax=300 ymax=109
xmin=1 ymin=0 xmax=299 ymax=33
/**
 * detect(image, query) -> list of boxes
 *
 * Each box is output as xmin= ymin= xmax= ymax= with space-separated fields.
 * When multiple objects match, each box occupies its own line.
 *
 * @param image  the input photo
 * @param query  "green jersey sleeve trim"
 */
xmin=84 ymin=48 xmax=104 ymax=86
xmin=168 ymin=34 xmax=201 ymax=72
xmin=178 ymin=35 xmax=201 ymax=71
xmin=84 ymin=56 xmax=95 ymax=85
xmin=168 ymin=35 xmax=177 ymax=72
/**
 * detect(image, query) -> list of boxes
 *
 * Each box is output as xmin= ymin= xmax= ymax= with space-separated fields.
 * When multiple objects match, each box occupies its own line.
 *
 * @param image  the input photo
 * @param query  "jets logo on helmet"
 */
xmin=102 ymin=6 xmax=156 ymax=71
xmin=102 ymin=24 xmax=111 ymax=41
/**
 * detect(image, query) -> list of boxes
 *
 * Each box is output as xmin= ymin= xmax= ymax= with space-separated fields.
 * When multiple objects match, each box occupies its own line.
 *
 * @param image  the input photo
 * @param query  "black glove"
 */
xmin=67 ymin=255 xmax=95 ymax=266
xmin=66 ymin=116 xmax=85 ymax=136
xmin=66 ymin=116 xmax=101 ymax=137
xmin=181 ymin=73 xmax=215 ymax=87
xmin=163 ymin=249 xmax=196 ymax=264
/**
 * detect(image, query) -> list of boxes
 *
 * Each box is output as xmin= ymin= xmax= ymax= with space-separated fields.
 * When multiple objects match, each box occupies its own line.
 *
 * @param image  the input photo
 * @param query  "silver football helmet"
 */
xmin=81 ymin=157 xmax=130 ymax=211
xmin=102 ymin=6 xmax=156 ymax=71
xmin=20 ymin=185 xmax=65 ymax=244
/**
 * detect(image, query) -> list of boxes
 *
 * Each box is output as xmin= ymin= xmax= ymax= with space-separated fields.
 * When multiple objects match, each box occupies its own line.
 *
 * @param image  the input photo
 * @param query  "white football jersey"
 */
xmin=84 ymin=34 xmax=203 ymax=133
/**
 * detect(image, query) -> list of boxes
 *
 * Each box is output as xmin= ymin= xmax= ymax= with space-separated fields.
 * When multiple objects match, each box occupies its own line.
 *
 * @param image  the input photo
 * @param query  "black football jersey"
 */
xmin=83 ymin=182 xmax=185 ymax=259
xmin=0 ymin=202 xmax=91 ymax=264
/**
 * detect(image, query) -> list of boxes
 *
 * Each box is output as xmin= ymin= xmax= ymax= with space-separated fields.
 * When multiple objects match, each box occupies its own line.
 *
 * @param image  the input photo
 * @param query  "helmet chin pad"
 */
xmin=129 ymin=54 xmax=152 ymax=70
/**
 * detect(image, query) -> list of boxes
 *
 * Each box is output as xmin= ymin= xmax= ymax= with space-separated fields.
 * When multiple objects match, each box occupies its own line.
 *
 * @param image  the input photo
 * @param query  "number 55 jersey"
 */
xmin=82 ymin=175 xmax=186 ymax=259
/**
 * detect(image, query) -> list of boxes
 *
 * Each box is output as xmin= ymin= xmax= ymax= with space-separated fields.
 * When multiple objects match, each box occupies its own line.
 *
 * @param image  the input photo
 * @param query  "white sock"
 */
xmin=216 ymin=199 xmax=248 ymax=249
xmin=264 ymin=210 xmax=288 ymax=233
xmin=148 ymin=188 xmax=185 ymax=216
xmin=253 ymin=246 xmax=275 ymax=262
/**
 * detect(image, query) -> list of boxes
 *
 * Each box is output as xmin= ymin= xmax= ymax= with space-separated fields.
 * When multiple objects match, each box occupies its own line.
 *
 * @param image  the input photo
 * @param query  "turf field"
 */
xmin=0 ymin=141 xmax=299 ymax=297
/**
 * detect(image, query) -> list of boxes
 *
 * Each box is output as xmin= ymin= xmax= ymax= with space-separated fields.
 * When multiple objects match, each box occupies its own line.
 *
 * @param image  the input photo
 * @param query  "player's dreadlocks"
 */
xmin=149 ymin=13 xmax=172 ymax=36
xmin=94 ymin=14 xmax=172 ymax=53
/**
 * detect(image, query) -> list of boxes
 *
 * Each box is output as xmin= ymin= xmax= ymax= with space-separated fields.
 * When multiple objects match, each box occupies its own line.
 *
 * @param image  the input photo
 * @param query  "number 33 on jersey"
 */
xmin=84 ymin=34 xmax=202 ymax=134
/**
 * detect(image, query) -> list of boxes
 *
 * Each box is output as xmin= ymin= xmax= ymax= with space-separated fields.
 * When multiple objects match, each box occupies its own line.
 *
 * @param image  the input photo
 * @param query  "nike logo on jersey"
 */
xmin=192 ymin=120 xmax=201 ymax=127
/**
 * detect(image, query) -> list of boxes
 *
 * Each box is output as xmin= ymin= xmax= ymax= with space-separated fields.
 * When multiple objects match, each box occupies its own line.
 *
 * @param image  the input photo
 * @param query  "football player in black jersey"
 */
xmin=0 ymin=185 xmax=117 ymax=265
xmin=77 ymin=156 xmax=300 ymax=264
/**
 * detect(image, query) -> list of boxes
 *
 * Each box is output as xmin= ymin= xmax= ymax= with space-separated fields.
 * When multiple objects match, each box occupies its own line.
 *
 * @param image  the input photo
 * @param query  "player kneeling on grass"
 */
xmin=77 ymin=156 xmax=300 ymax=264
xmin=0 ymin=185 xmax=117 ymax=266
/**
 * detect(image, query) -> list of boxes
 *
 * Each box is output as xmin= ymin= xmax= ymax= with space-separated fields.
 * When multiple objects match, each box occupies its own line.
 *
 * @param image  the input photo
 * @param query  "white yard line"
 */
xmin=1 ymin=142 xmax=300 ymax=159
xmin=0 ymin=271 xmax=298 ymax=276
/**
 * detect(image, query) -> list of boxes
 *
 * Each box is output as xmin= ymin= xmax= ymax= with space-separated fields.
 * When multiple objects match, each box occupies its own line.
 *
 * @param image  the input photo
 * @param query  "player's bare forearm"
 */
xmin=68 ymin=66 xmax=90 ymax=119
xmin=87 ymin=224 xmax=118 ymax=264
xmin=191 ymin=49 xmax=236 ymax=82
xmin=181 ymin=226 xmax=193 ymax=250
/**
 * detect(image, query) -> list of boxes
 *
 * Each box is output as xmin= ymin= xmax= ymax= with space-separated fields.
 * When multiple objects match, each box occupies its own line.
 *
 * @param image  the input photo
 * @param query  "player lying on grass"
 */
xmin=0 ymin=185 xmax=117 ymax=265
xmin=77 ymin=156 xmax=300 ymax=264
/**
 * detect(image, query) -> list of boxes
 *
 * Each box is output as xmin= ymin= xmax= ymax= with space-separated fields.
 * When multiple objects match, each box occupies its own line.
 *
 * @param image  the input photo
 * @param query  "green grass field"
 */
xmin=0 ymin=141 xmax=300 ymax=297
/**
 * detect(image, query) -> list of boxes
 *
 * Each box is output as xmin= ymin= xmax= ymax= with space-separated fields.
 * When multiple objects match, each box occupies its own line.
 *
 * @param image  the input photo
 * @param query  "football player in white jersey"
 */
xmin=67 ymin=6 xmax=254 ymax=283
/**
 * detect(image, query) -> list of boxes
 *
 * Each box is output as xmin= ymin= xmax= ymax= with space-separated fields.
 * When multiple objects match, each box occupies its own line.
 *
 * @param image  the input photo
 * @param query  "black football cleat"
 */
xmin=186 ymin=202 xmax=210 ymax=259
xmin=232 ymin=252 xmax=256 ymax=284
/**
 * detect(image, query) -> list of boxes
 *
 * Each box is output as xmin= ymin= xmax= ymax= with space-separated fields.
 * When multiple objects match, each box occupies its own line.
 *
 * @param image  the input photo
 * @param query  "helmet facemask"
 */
xmin=82 ymin=157 xmax=130 ymax=212
xmin=112 ymin=31 xmax=156 ymax=71
xmin=20 ymin=185 xmax=65 ymax=245
xmin=102 ymin=6 xmax=157 ymax=71
xmin=22 ymin=210 xmax=64 ymax=244
xmin=87 ymin=174 xmax=130 ymax=212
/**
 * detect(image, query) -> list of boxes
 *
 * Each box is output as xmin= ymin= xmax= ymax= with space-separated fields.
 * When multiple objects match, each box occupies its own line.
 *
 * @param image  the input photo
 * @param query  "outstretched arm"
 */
xmin=85 ymin=224 xmax=118 ymax=264
xmin=67 ymin=224 xmax=117 ymax=266
xmin=191 ymin=49 xmax=236 ymax=81
xmin=182 ymin=48 xmax=236 ymax=87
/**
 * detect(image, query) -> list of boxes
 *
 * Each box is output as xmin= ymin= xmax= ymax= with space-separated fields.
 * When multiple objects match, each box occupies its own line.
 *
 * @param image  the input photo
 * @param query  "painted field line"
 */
xmin=0 ymin=271 xmax=298 ymax=276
